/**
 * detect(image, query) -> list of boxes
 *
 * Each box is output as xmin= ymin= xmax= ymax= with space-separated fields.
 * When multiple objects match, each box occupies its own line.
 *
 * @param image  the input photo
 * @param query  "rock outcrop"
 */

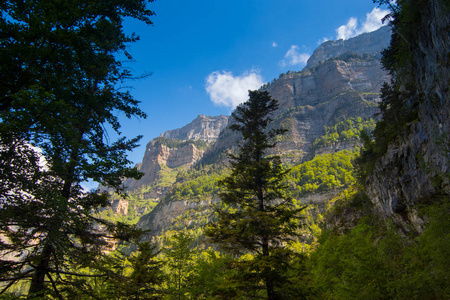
xmin=206 ymin=50 xmax=390 ymax=164
xmin=111 ymin=199 xmax=128 ymax=215
xmin=121 ymin=115 xmax=229 ymax=191
xmin=137 ymin=197 xmax=220 ymax=239
xmin=306 ymin=26 xmax=391 ymax=69
xmin=366 ymin=0 xmax=449 ymax=231
xmin=123 ymin=139 xmax=206 ymax=190
xmin=161 ymin=114 xmax=229 ymax=142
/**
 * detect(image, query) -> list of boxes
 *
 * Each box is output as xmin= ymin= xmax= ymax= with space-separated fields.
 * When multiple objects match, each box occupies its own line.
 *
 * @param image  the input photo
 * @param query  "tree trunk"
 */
xmin=28 ymin=152 xmax=76 ymax=297
xmin=28 ymin=244 xmax=53 ymax=297
xmin=265 ymin=276 xmax=275 ymax=300
xmin=262 ymin=238 xmax=275 ymax=300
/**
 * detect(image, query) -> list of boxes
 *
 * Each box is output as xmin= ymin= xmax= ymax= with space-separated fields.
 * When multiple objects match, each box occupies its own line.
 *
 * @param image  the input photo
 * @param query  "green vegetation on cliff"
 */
xmin=287 ymin=150 xmax=358 ymax=197
xmin=313 ymin=117 xmax=376 ymax=148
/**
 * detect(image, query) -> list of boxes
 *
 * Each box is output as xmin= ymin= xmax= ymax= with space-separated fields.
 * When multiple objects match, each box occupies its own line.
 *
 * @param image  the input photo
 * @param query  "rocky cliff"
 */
xmin=306 ymin=26 xmax=391 ymax=69
xmin=204 ymin=47 xmax=390 ymax=165
xmin=122 ymin=115 xmax=228 ymax=190
xmin=365 ymin=0 xmax=449 ymax=231
xmin=123 ymin=138 xmax=205 ymax=190
xmin=137 ymin=27 xmax=392 ymax=237
xmin=161 ymin=114 xmax=229 ymax=142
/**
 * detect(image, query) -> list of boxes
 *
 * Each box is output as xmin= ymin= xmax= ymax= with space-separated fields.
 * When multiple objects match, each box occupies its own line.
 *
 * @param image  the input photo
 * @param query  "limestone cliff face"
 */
xmin=269 ymin=56 xmax=388 ymax=112
xmin=306 ymin=26 xmax=391 ymax=69
xmin=137 ymin=191 xmax=343 ymax=238
xmin=161 ymin=114 xmax=229 ymax=142
xmin=122 ymin=115 xmax=228 ymax=190
xmin=366 ymin=0 xmax=449 ymax=230
xmin=204 ymin=56 xmax=390 ymax=165
xmin=111 ymin=199 xmax=128 ymax=215
xmin=266 ymin=57 xmax=388 ymax=157
xmin=123 ymin=139 xmax=205 ymax=190
xmin=137 ymin=197 xmax=220 ymax=239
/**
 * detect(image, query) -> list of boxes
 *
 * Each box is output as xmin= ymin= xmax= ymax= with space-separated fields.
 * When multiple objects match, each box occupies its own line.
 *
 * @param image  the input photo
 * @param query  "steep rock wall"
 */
xmin=123 ymin=115 xmax=228 ymax=191
xmin=137 ymin=197 xmax=220 ymax=239
xmin=366 ymin=0 xmax=449 ymax=230
xmin=205 ymin=57 xmax=389 ymax=166
xmin=306 ymin=26 xmax=391 ymax=68
xmin=123 ymin=140 xmax=204 ymax=190
xmin=161 ymin=114 xmax=229 ymax=142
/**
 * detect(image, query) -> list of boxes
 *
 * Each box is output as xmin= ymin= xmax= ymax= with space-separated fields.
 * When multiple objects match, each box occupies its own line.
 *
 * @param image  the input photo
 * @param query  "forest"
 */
xmin=0 ymin=0 xmax=449 ymax=299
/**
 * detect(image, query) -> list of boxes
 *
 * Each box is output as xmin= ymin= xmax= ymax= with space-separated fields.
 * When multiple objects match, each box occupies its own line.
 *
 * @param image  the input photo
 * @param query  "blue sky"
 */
xmin=117 ymin=0 xmax=389 ymax=164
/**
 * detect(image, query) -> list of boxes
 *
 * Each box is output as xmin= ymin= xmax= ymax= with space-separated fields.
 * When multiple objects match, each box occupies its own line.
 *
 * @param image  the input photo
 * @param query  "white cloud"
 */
xmin=281 ymin=45 xmax=310 ymax=66
xmin=336 ymin=7 xmax=389 ymax=40
xmin=272 ymin=42 xmax=278 ymax=48
xmin=361 ymin=7 xmax=390 ymax=33
xmin=336 ymin=17 xmax=358 ymax=40
xmin=205 ymin=70 xmax=264 ymax=108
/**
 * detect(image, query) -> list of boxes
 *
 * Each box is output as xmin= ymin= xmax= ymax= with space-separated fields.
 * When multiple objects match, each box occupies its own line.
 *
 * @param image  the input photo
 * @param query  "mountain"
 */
xmin=103 ymin=2 xmax=449 ymax=297
xmin=161 ymin=114 xmax=229 ymax=142
xmin=306 ymin=26 xmax=391 ymax=69
xmin=130 ymin=27 xmax=392 ymax=239
xmin=203 ymin=26 xmax=391 ymax=167
xmin=121 ymin=115 xmax=228 ymax=191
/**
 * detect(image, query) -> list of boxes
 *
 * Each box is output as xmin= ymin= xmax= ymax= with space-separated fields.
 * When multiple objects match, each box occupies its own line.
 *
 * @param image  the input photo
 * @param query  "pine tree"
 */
xmin=206 ymin=90 xmax=304 ymax=300
xmin=163 ymin=231 xmax=195 ymax=300
xmin=0 ymin=0 xmax=155 ymax=297
xmin=102 ymin=242 xmax=164 ymax=300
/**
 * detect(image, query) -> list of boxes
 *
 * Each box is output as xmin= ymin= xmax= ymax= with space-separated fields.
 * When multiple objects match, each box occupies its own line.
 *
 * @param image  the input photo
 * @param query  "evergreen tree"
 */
xmin=163 ymin=231 xmax=195 ymax=300
xmin=206 ymin=90 xmax=304 ymax=300
xmin=0 ymin=0 xmax=155 ymax=297
xmin=101 ymin=242 xmax=164 ymax=300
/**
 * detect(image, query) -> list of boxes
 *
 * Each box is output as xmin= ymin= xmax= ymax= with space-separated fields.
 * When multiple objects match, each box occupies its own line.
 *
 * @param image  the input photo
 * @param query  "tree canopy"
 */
xmin=0 ymin=0 xmax=155 ymax=297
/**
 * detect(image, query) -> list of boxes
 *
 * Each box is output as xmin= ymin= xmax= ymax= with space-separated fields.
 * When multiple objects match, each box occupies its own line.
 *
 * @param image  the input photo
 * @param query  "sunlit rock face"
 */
xmin=122 ymin=139 xmax=204 ymax=190
xmin=306 ymin=26 xmax=391 ymax=69
xmin=122 ymin=115 xmax=228 ymax=190
xmin=161 ymin=114 xmax=229 ymax=142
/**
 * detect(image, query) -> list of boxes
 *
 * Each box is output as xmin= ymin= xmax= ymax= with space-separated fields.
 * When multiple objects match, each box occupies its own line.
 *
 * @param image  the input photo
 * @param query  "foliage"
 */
xmin=206 ymin=90 xmax=304 ymax=299
xmin=168 ymin=173 xmax=222 ymax=201
xmin=96 ymin=197 xmax=158 ymax=225
xmin=161 ymin=231 xmax=195 ymax=300
xmin=187 ymin=249 xmax=241 ymax=299
xmin=0 ymin=0 xmax=154 ymax=297
xmin=310 ymin=200 xmax=450 ymax=299
xmin=162 ymin=164 xmax=226 ymax=201
xmin=313 ymin=117 xmax=376 ymax=148
xmin=287 ymin=150 xmax=358 ymax=197
xmin=58 ymin=242 xmax=163 ymax=300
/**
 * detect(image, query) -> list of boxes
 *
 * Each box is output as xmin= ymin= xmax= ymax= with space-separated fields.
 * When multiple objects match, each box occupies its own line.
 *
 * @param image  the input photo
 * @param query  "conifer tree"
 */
xmin=101 ymin=242 xmax=164 ymax=300
xmin=0 ymin=0 xmax=155 ymax=297
xmin=163 ymin=231 xmax=195 ymax=300
xmin=206 ymin=90 xmax=303 ymax=300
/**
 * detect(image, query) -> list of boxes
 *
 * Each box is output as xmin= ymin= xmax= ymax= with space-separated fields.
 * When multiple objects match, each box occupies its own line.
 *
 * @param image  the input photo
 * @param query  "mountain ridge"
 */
xmin=131 ymin=27 xmax=392 ymax=238
xmin=306 ymin=25 xmax=391 ymax=69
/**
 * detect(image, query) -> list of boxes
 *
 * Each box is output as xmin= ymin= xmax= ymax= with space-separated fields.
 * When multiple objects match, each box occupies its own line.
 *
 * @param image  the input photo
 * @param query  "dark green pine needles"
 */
xmin=206 ymin=90 xmax=305 ymax=300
